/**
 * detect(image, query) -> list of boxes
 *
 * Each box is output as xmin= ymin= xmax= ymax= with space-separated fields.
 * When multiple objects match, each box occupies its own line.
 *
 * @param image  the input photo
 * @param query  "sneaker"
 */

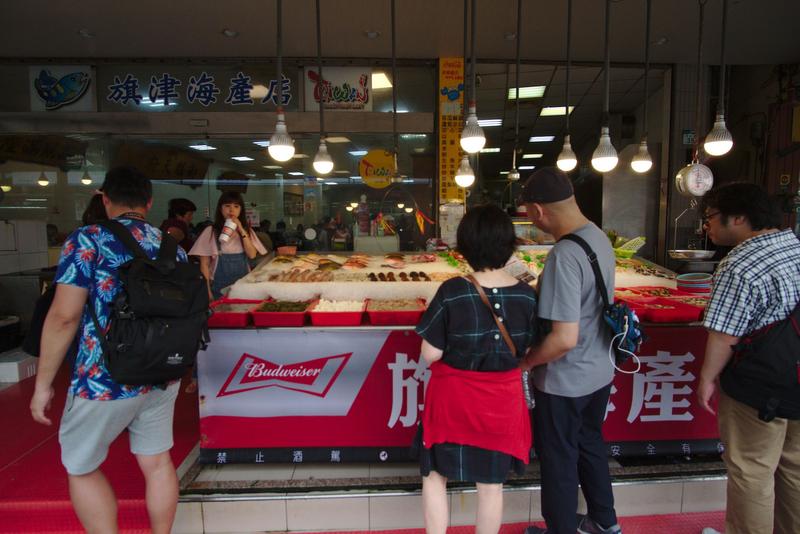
xmin=577 ymin=514 xmax=622 ymax=534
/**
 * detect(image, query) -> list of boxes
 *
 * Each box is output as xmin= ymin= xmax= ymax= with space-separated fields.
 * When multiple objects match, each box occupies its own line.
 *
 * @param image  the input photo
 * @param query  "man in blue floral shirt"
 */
xmin=30 ymin=166 xmax=187 ymax=534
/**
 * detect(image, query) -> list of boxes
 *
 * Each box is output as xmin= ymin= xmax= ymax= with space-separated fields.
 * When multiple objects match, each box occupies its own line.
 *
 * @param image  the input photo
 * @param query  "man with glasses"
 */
xmin=697 ymin=182 xmax=800 ymax=534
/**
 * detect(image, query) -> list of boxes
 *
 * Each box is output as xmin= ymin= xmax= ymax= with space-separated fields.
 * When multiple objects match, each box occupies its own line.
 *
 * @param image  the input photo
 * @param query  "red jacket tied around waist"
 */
xmin=422 ymin=361 xmax=531 ymax=463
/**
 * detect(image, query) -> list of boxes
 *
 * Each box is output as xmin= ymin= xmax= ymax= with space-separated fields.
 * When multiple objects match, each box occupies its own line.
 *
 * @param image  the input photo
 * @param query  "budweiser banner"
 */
xmin=198 ymin=326 xmax=721 ymax=464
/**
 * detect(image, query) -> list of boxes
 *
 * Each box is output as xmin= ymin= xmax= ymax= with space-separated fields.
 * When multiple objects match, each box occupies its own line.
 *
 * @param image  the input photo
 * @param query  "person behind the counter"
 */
xmin=415 ymin=204 xmax=538 ymax=534
xmin=189 ymin=192 xmax=266 ymax=301
xmin=160 ymin=198 xmax=197 ymax=253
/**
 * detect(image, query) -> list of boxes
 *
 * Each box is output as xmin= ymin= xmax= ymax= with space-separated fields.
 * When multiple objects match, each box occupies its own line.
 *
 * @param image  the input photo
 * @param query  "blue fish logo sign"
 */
xmin=34 ymin=70 xmax=90 ymax=110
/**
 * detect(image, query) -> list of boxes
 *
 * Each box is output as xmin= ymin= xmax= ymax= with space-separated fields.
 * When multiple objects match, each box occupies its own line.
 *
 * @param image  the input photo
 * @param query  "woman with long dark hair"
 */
xmin=189 ymin=192 xmax=266 ymax=301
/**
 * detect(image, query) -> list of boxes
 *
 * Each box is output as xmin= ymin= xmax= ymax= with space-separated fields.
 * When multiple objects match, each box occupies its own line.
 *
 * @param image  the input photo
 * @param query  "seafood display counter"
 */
xmin=197 ymin=252 xmax=720 ymax=464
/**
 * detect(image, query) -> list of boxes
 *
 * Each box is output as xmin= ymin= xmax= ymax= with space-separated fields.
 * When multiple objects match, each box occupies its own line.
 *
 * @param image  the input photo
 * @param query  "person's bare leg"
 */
xmin=476 ymin=482 xmax=503 ymax=534
xmin=68 ymin=470 xmax=119 ymax=534
xmin=422 ymin=470 xmax=449 ymax=534
xmin=136 ymin=451 xmax=178 ymax=534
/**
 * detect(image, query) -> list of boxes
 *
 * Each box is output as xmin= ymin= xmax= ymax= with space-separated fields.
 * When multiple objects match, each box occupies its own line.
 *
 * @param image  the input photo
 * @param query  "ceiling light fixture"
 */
xmin=518 ymin=165 xmax=536 ymax=170
xmin=312 ymin=0 xmax=334 ymax=176
xmin=454 ymin=155 xmax=475 ymax=188
xmin=460 ymin=0 xmax=486 ymax=154
xmin=397 ymin=202 xmax=405 ymax=209
xmin=372 ymin=72 xmax=392 ymax=89
xmin=0 ymin=185 xmax=10 ymax=193
xmin=268 ymin=0 xmax=295 ymax=162
xmin=404 ymin=207 xmax=414 ymax=213
xmin=189 ymin=144 xmax=217 ymax=151
xmin=557 ymin=0 xmax=578 ymax=172
xmin=252 ymin=140 xmax=270 ymax=147
xmin=231 ymin=156 xmax=254 ymax=161
xmin=477 ymin=118 xmax=502 ymax=127
xmin=37 ymin=171 xmax=50 ymax=187
xmin=349 ymin=150 xmax=368 ymax=157
xmin=325 ymin=136 xmax=351 ymax=143
xmin=631 ymin=0 xmax=653 ymax=174
xmin=480 ymin=147 xmax=500 ymax=153
xmin=221 ymin=28 xmax=239 ymax=38
xmin=530 ymin=135 xmax=555 ymax=143
xmin=522 ymin=153 xmax=543 ymax=159
xmin=81 ymin=171 xmax=92 ymax=185
xmin=703 ymin=0 xmax=733 ymax=156
xmin=540 ymin=106 xmax=575 ymax=117
xmin=591 ymin=0 xmax=618 ymax=173
xmin=346 ymin=205 xmax=354 ymax=211
xmin=507 ymin=86 xmax=546 ymax=100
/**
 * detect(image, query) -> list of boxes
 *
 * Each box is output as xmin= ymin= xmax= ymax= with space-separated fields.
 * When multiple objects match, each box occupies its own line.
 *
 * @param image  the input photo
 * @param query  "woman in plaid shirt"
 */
xmin=415 ymin=205 xmax=538 ymax=534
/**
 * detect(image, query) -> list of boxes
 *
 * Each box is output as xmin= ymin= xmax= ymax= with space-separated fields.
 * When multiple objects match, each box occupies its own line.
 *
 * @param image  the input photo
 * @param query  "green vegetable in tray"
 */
xmin=257 ymin=301 xmax=308 ymax=312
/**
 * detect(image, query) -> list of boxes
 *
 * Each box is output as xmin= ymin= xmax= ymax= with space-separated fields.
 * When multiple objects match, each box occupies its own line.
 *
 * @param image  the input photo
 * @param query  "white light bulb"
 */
xmin=345 ymin=206 xmax=353 ymax=212
xmin=1 ymin=185 xmax=11 ymax=193
xmin=350 ymin=202 xmax=359 ymax=208
xmin=630 ymin=139 xmax=653 ymax=174
xmin=268 ymin=112 xmax=295 ymax=162
xmin=460 ymin=106 xmax=486 ymax=154
xmin=312 ymin=139 xmax=334 ymax=175
xmin=704 ymin=113 xmax=733 ymax=156
xmin=591 ymin=126 xmax=619 ymax=173
xmin=507 ymin=168 xmax=521 ymax=182
xmin=404 ymin=207 xmax=414 ymax=213
xmin=454 ymin=155 xmax=475 ymax=188
xmin=556 ymin=134 xmax=578 ymax=172
xmin=397 ymin=202 xmax=405 ymax=209
xmin=81 ymin=171 xmax=92 ymax=185
xmin=37 ymin=172 xmax=50 ymax=186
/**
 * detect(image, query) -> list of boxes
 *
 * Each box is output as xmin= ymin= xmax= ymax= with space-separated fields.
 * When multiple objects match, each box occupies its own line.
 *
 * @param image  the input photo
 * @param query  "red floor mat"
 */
xmin=0 ymin=367 xmax=199 ymax=533
xmin=309 ymin=511 xmax=725 ymax=534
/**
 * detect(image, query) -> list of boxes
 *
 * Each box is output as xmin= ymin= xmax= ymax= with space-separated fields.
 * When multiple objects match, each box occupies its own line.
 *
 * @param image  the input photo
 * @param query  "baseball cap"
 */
xmin=519 ymin=167 xmax=574 ymax=204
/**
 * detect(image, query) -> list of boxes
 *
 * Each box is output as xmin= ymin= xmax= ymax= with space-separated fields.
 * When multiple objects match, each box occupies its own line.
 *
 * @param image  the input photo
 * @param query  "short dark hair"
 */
xmin=167 ymin=198 xmax=197 ymax=218
xmin=100 ymin=166 xmax=151 ymax=208
xmin=701 ymin=182 xmax=782 ymax=231
xmin=456 ymin=204 xmax=516 ymax=271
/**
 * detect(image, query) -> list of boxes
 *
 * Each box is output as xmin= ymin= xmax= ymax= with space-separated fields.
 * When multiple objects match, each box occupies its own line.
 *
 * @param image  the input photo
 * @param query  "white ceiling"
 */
xmin=0 ymin=0 xmax=798 ymax=65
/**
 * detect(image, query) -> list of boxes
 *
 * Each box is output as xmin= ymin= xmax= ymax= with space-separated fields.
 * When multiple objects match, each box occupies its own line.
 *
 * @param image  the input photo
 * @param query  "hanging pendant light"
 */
xmin=81 ymin=170 xmax=93 ymax=185
xmin=557 ymin=135 xmax=578 ymax=172
xmin=37 ymin=171 xmax=50 ymax=186
xmin=557 ymin=0 xmax=578 ymax=172
xmin=704 ymin=0 xmax=732 ymax=156
xmin=631 ymin=0 xmax=653 ymax=174
xmin=460 ymin=0 xmax=485 ymax=154
xmin=268 ymin=0 xmax=295 ymax=162
xmin=312 ymin=0 xmax=333 ymax=175
xmin=591 ymin=0 xmax=618 ymax=173
xmin=454 ymin=155 xmax=475 ymax=188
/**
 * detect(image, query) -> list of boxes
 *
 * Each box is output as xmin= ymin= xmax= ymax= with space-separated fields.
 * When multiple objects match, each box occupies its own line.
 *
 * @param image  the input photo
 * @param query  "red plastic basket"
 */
xmin=250 ymin=300 xmax=310 ymax=327
xmin=366 ymin=299 xmax=427 ymax=326
xmin=308 ymin=300 xmax=366 ymax=327
xmin=208 ymin=298 xmax=261 ymax=328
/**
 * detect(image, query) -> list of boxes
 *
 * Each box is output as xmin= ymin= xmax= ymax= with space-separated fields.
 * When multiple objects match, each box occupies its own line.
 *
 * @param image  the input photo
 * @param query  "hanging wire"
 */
xmin=717 ymin=0 xmax=728 ymax=115
xmin=470 ymin=0 xmax=477 ymax=109
xmin=643 ymin=0 xmax=651 ymax=137
xmin=275 ymin=0 xmax=283 ymax=111
xmin=315 ymin=0 xmax=325 ymax=137
xmin=693 ymin=0 xmax=708 ymax=161
xmin=565 ymin=0 xmax=572 ymax=134
xmin=513 ymin=0 xmax=521 ymax=166
xmin=391 ymin=0 xmax=399 ymax=169
xmin=463 ymin=0 xmax=469 ymax=113
xmin=602 ymin=0 xmax=611 ymax=125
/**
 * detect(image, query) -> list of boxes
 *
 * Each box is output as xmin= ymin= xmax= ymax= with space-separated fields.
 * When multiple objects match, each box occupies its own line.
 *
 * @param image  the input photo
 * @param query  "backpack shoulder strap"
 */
xmin=157 ymin=231 xmax=179 ymax=263
xmin=97 ymin=220 xmax=148 ymax=260
xmin=559 ymin=233 xmax=611 ymax=309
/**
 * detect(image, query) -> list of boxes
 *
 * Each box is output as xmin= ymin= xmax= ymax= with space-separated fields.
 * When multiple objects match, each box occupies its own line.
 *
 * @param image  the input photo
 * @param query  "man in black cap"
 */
xmin=519 ymin=167 xmax=621 ymax=534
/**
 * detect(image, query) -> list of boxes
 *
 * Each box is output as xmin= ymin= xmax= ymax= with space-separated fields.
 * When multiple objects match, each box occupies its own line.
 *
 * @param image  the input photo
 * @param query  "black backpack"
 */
xmin=720 ymin=299 xmax=800 ymax=421
xmin=87 ymin=220 xmax=210 ymax=386
xmin=22 ymin=283 xmax=56 ymax=358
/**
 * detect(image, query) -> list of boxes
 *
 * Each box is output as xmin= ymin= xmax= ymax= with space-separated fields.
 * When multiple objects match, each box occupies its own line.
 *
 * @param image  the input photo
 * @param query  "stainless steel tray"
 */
xmin=668 ymin=249 xmax=716 ymax=260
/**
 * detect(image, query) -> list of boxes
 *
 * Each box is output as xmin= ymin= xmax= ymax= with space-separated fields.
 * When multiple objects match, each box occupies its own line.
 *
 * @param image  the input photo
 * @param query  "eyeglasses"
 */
xmin=702 ymin=211 xmax=721 ymax=225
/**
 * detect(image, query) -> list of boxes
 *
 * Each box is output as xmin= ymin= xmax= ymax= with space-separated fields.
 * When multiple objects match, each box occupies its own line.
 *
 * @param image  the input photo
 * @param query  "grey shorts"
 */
xmin=59 ymin=382 xmax=180 ymax=475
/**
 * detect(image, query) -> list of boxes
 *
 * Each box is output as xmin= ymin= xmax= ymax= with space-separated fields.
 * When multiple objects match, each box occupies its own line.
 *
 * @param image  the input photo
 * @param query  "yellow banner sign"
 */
xmin=358 ymin=149 xmax=394 ymax=189
xmin=438 ymin=57 xmax=466 ymax=204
